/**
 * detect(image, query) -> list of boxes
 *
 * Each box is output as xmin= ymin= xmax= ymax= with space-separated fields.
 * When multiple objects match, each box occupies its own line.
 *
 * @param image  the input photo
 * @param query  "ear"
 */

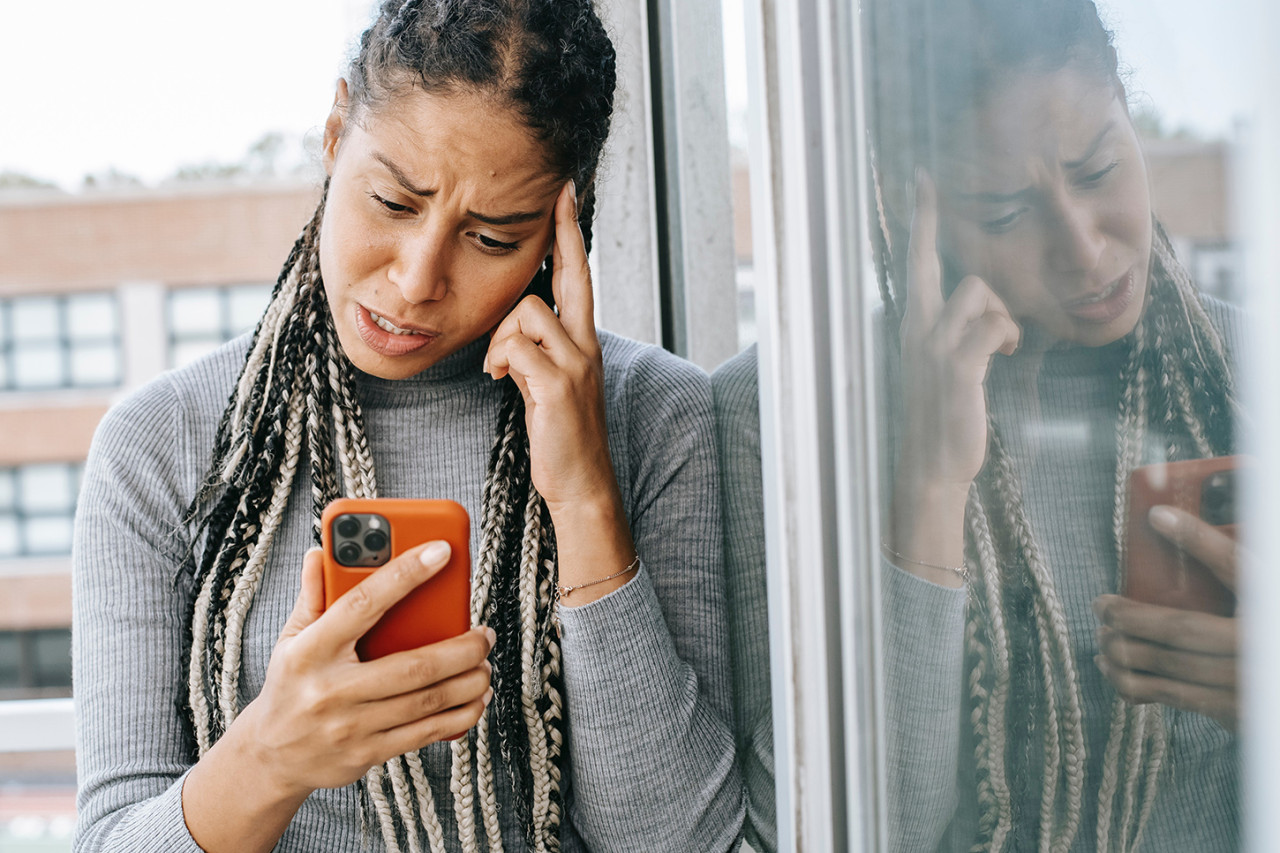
xmin=322 ymin=79 xmax=352 ymax=177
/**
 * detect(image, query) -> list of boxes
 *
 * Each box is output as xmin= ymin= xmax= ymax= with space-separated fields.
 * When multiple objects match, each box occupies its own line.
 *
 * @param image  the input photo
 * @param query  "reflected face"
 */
xmin=320 ymin=85 xmax=563 ymax=379
xmin=935 ymin=64 xmax=1153 ymax=347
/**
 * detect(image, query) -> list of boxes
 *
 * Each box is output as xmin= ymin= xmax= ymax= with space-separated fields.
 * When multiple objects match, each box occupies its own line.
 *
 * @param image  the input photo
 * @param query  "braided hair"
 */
xmin=865 ymin=0 xmax=1239 ymax=849
xmin=182 ymin=2 xmax=616 ymax=851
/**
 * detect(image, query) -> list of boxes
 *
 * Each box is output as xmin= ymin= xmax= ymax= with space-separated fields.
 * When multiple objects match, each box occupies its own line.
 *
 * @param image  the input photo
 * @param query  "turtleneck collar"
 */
xmin=353 ymin=337 xmax=491 ymax=407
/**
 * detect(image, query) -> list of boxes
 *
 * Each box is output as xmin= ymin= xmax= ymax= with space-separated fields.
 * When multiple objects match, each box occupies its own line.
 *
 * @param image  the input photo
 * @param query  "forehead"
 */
xmin=352 ymin=88 xmax=563 ymax=201
xmin=938 ymin=66 xmax=1127 ymax=191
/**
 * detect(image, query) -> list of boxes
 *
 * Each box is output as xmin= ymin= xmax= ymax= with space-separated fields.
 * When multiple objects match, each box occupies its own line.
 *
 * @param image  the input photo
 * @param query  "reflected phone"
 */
xmin=320 ymin=498 xmax=472 ymax=660
xmin=1124 ymin=456 xmax=1242 ymax=616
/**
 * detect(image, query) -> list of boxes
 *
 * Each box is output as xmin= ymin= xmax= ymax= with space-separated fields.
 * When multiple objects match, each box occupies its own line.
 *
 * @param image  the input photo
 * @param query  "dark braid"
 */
xmin=184 ymin=2 xmax=614 ymax=850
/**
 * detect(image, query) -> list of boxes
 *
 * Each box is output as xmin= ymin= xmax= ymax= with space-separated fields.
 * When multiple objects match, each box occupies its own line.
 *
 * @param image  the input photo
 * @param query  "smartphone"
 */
xmin=321 ymin=498 xmax=472 ymax=660
xmin=1124 ymin=456 xmax=1242 ymax=616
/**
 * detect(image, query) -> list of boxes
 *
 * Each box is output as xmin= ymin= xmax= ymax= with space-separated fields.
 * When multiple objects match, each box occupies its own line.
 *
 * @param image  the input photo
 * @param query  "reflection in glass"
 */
xmin=865 ymin=0 xmax=1242 ymax=850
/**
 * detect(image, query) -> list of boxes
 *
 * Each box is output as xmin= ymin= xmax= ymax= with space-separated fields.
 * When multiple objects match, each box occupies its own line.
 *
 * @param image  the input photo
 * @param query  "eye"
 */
xmin=1078 ymin=160 xmax=1120 ymax=187
xmin=471 ymin=232 xmax=521 ymax=254
xmin=980 ymin=208 xmax=1027 ymax=234
xmin=368 ymin=191 xmax=413 ymax=214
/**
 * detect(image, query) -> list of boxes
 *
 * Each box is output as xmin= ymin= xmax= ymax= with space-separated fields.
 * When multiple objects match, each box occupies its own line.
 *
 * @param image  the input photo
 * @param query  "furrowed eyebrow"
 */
xmin=374 ymin=153 xmax=434 ymax=197
xmin=957 ymin=187 xmax=1036 ymax=205
xmin=1062 ymin=122 xmax=1115 ymax=170
xmin=372 ymin=151 xmax=546 ymax=226
xmin=466 ymin=209 xmax=546 ymax=227
xmin=953 ymin=122 xmax=1117 ymax=204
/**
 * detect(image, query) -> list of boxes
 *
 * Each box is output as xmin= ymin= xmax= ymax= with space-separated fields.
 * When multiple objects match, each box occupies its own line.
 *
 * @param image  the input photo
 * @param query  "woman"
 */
xmin=867 ymin=0 xmax=1242 ymax=849
xmin=72 ymin=2 xmax=742 ymax=851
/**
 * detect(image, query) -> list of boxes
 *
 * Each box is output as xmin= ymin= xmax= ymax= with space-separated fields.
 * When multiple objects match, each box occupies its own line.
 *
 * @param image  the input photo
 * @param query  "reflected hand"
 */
xmin=1094 ymin=505 xmax=1239 ymax=731
xmin=896 ymin=170 xmax=1021 ymax=493
xmin=237 ymin=544 xmax=495 ymax=797
xmin=886 ymin=171 xmax=1020 ymax=585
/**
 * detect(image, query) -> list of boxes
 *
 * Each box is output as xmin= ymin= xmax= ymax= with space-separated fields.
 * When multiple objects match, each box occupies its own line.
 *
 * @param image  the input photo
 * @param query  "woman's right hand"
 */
xmin=888 ymin=171 xmax=1021 ymax=583
xmin=234 ymin=542 xmax=494 ymax=797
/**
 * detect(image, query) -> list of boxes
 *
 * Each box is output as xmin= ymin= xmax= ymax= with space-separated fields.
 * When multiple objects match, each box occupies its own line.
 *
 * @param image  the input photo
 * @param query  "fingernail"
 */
xmin=569 ymin=179 xmax=578 ymax=206
xmin=1091 ymin=597 xmax=1110 ymax=622
xmin=1093 ymin=654 xmax=1107 ymax=672
xmin=484 ymin=626 xmax=497 ymax=648
xmin=419 ymin=540 xmax=451 ymax=568
xmin=483 ymin=659 xmax=493 ymax=674
xmin=1149 ymin=505 xmax=1178 ymax=533
xmin=913 ymin=166 xmax=924 ymax=200
xmin=482 ymin=687 xmax=494 ymax=707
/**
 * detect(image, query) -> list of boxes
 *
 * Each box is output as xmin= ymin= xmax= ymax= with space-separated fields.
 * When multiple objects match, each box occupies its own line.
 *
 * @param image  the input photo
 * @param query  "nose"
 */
xmin=388 ymin=222 xmax=450 ymax=303
xmin=1046 ymin=194 xmax=1106 ymax=275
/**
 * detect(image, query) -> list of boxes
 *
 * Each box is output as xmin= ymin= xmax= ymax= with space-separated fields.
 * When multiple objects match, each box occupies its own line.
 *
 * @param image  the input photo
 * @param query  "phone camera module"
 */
xmin=364 ymin=530 xmax=389 ymax=553
xmin=336 ymin=515 xmax=361 ymax=538
xmin=336 ymin=541 xmax=363 ymax=565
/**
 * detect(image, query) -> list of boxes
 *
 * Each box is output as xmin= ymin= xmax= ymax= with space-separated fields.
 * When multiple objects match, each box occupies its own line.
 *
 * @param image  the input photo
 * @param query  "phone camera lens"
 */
xmin=364 ymin=530 xmax=389 ymax=552
xmin=337 ymin=542 xmax=363 ymax=565
xmin=336 ymin=516 xmax=361 ymax=538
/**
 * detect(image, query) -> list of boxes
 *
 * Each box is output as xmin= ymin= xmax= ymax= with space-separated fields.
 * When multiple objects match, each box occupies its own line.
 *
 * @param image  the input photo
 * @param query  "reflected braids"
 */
xmin=182 ymin=2 xmax=615 ymax=851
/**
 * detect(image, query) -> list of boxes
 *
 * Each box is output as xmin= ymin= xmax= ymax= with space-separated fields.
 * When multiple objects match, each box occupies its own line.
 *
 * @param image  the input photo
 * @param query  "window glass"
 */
xmin=1 ymin=293 xmax=121 ymax=391
xmin=0 ymin=633 xmax=20 ymax=686
xmin=861 ymin=0 xmax=1253 ymax=849
xmin=10 ymin=298 xmax=59 ymax=343
xmin=12 ymin=344 xmax=64 ymax=389
xmin=228 ymin=284 xmax=273 ymax=332
xmin=67 ymin=293 xmax=118 ymax=339
xmin=69 ymin=342 xmax=121 ymax=386
xmin=169 ymin=288 xmax=222 ymax=336
xmin=168 ymin=283 xmax=272 ymax=368
xmin=0 ymin=464 xmax=83 ymax=557
xmin=18 ymin=466 xmax=73 ymax=514
xmin=31 ymin=630 xmax=72 ymax=689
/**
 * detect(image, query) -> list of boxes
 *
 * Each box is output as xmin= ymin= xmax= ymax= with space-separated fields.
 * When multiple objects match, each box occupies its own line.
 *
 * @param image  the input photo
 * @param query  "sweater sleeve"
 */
xmin=553 ymin=342 xmax=743 ymax=852
xmin=72 ymin=377 xmax=205 ymax=853
xmin=711 ymin=345 xmax=775 ymax=853
xmin=881 ymin=559 xmax=967 ymax=853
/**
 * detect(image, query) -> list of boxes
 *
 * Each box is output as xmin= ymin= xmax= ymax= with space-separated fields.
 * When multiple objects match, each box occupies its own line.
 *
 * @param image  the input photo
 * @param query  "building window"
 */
xmin=168 ymin=283 xmax=273 ymax=368
xmin=0 ymin=629 xmax=73 ymax=700
xmin=0 ymin=464 xmax=83 ymax=558
xmin=0 ymin=293 xmax=121 ymax=391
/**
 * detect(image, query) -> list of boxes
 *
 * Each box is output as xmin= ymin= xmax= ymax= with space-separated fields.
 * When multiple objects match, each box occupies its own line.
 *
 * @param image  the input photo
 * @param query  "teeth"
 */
xmin=370 ymin=311 xmax=419 ymax=336
xmin=1076 ymin=277 xmax=1122 ymax=305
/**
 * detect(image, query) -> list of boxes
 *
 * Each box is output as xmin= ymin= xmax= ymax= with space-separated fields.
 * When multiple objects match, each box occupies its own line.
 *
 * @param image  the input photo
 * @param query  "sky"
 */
xmin=0 ymin=0 xmax=1264 ymax=191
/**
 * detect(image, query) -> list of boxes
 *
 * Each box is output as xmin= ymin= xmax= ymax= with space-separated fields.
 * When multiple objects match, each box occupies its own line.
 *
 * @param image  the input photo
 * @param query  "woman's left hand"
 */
xmin=1094 ymin=505 xmax=1239 ymax=731
xmin=484 ymin=180 xmax=617 ymax=516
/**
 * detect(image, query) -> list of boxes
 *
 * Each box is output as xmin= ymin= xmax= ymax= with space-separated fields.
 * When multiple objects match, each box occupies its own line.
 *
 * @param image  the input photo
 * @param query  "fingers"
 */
xmin=374 ymin=692 xmax=492 ymax=757
xmin=360 ymin=660 xmax=492 ymax=734
xmin=485 ymin=295 xmax=576 ymax=375
xmin=943 ymin=276 xmax=1022 ymax=362
xmin=1148 ymin=504 xmax=1239 ymax=590
xmin=344 ymin=626 xmax=496 ymax=702
xmin=312 ymin=541 xmax=453 ymax=655
xmin=281 ymin=548 xmax=327 ymax=640
xmin=1096 ymin=625 xmax=1236 ymax=689
xmin=1094 ymin=654 xmax=1236 ymax=731
xmin=551 ymin=180 xmax=598 ymax=346
xmin=1093 ymin=594 xmax=1236 ymax=656
xmin=905 ymin=168 xmax=944 ymax=329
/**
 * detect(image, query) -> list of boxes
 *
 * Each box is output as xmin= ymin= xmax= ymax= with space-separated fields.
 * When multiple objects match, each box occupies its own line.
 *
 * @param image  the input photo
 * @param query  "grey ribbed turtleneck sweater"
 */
xmin=73 ymin=330 xmax=743 ymax=852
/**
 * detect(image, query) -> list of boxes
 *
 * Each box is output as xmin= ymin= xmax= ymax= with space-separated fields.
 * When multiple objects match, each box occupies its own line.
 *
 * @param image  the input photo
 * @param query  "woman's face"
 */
xmin=934 ymin=64 xmax=1153 ymax=347
xmin=320 ymin=83 xmax=564 ymax=379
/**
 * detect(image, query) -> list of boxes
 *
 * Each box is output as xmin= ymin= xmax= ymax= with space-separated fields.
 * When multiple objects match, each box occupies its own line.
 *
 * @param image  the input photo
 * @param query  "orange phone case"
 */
xmin=1125 ymin=456 xmax=1241 ymax=616
xmin=320 ymin=498 xmax=471 ymax=660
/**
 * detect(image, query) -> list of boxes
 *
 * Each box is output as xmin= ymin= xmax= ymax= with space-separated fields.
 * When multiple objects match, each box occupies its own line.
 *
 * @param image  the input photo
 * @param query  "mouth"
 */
xmin=1062 ymin=269 xmax=1138 ymax=324
xmin=353 ymin=304 xmax=439 ymax=357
